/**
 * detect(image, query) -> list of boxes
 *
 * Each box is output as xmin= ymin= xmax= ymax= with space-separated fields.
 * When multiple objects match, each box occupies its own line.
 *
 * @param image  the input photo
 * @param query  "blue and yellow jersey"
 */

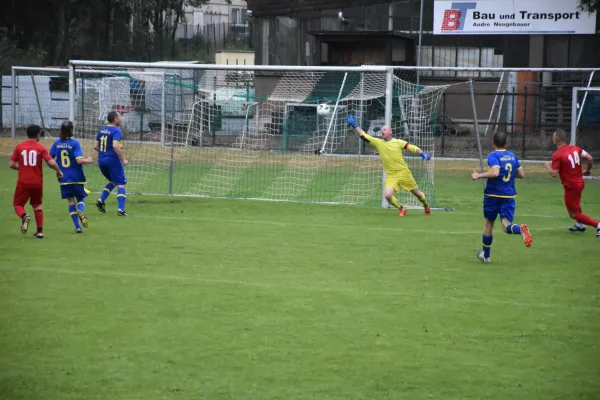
xmin=49 ymin=138 xmax=86 ymax=185
xmin=96 ymin=125 xmax=123 ymax=159
xmin=484 ymin=149 xmax=522 ymax=198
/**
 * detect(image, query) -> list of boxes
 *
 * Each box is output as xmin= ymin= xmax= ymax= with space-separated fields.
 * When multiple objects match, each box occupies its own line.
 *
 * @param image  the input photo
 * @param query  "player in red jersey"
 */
xmin=544 ymin=129 xmax=599 ymax=238
xmin=9 ymin=125 xmax=63 ymax=238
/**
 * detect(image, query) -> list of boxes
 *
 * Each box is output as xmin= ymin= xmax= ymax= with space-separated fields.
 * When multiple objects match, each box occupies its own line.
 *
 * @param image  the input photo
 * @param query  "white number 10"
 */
xmin=567 ymin=151 xmax=580 ymax=169
xmin=21 ymin=150 xmax=38 ymax=166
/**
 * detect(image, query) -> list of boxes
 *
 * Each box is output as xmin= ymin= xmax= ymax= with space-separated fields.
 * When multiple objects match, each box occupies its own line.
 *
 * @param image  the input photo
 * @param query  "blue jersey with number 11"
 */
xmin=96 ymin=125 xmax=123 ymax=159
xmin=484 ymin=149 xmax=521 ymax=198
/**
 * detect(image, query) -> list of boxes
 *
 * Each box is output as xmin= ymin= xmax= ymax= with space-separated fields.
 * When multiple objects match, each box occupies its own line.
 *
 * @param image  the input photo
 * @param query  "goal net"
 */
xmin=63 ymin=63 xmax=450 ymax=207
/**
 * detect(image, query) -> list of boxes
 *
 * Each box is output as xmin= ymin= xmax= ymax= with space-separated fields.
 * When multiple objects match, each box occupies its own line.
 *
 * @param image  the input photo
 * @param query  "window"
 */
xmin=242 ymin=9 xmax=248 ymax=24
xmin=232 ymin=8 xmax=239 ymax=25
xmin=420 ymin=46 xmax=503 ymax=78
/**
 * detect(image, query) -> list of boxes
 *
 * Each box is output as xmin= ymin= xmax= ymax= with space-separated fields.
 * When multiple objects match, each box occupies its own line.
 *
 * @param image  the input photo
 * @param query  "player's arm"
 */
xmin=74 ymin=142 xmax=93 ymax=165
xmin=345 ymin=115 xmax=376 ymax=143
xmin=401 ymin=140 xmax=431 ymax=160
xmin=582 ymin=150 xmax=593 ymax=175
xmin=544 ymin=156 xmax=560 ymax=177
xmin=9 ymin=147 xmax=19 ymax=170
xmin=472 ymin=154 xmax=500 ymax=180
xmin=42 ymin=148 xmax=64 ymax=179
xmin=516 ymin=166 xmax=525 ymax=178
xmin=112 ymin=129 xmax=128 ymax=165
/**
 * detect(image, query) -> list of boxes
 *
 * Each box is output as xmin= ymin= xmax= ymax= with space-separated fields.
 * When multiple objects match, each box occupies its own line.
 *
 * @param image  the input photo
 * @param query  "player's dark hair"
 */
xmin=492 ymin=131 xmax=507 ymax=148
xmin=107 ymin=111 xmax=119 ymax=123
xmin=60 ymin=120 xmax=74 ymax=140
xmin=554 ymin=128 xmax=568 ymax=143
xmin=26 ymin=125 xmax=41 ymax=139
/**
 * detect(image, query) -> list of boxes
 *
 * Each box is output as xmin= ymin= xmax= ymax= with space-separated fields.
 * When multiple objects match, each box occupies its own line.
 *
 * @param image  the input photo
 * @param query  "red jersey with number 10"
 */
xmin=10 ymin=140 xmax=53 ymax=188
xmin=551 ymin=144 xmax=585 ymax=189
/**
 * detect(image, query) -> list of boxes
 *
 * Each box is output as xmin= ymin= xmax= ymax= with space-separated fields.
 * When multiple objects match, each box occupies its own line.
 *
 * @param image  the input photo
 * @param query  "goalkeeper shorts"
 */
xmin=385 ymin=172 xmax=418 ymax=192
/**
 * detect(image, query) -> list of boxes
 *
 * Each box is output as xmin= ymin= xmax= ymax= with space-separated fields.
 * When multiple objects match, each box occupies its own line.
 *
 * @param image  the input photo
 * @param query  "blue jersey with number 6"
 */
xmin=96 ymin=124 xmax=123 ymax=160
xmin=49 ymin=138 xmax=86 ymax=185
xmin=484 ymin=149 xmax=521 ymax=198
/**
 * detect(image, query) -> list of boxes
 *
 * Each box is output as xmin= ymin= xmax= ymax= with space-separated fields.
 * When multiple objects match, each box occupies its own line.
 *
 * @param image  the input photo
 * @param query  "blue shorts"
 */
xmin=98 ymin=157 xmax=127 ymax=185
xmin=60 ymin=184 xmax=88 ymax=200
xmin=483 ymin=196 xmax=515 ymax=222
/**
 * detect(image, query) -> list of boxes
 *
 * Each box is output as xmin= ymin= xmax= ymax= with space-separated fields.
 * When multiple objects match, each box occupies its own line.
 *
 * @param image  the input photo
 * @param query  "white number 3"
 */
xmin=567 ymin=151 xmax=580 ymax=169
xmin=21 ymin=150 xmax=38 ymax=166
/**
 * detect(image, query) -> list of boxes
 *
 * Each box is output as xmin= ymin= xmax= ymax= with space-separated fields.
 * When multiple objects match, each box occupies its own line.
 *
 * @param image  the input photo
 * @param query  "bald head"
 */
xmin=381 ymin=126 xmax=393 ymax=140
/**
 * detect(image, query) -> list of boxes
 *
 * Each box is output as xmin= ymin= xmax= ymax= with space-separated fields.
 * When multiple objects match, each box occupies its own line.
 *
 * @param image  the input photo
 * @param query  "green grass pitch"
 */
xmin=0 ymin=157 xmax=599 ymax=400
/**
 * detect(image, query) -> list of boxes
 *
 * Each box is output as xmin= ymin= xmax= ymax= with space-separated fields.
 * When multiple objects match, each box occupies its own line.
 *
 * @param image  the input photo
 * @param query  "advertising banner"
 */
xmin=434 ymin=0 xmax=597 ymax=35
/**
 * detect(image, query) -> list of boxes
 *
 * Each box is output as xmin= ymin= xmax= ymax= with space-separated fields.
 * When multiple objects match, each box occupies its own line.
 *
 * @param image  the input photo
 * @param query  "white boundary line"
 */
xmin=1 ymin=266 xmax=597 ymax=312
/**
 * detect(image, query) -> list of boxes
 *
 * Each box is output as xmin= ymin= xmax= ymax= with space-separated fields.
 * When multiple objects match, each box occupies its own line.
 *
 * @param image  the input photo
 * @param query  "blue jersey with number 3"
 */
xmin=49 ymin=138 xmax=86 ymax=185
xmin=484 ymin=150 xmax=521 ymax=198
xmin=96 ymin=125 xmax=123 ymax=160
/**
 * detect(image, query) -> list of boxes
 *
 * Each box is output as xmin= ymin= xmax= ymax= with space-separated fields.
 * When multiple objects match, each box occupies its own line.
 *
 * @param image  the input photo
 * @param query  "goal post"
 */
xmin=571 ymin=86 xmax=600 ymax=146
xmin=31 ymin=61 xmax=449 ymax=207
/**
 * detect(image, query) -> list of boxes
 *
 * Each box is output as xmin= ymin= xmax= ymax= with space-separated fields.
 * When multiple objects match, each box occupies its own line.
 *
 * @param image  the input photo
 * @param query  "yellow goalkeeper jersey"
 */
xmin=360 ymin=130 xmax=410 ymax=174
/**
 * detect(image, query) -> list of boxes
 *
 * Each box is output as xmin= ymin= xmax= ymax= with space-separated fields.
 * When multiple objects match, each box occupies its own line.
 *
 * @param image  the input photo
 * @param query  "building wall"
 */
xmin=177 ymin=0 xmax=248 ymax=39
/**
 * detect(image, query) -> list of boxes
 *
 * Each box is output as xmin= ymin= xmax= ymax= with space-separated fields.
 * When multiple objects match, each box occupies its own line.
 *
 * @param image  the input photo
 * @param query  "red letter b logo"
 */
xmin=442 ymin=10 xmax=461 ymax=31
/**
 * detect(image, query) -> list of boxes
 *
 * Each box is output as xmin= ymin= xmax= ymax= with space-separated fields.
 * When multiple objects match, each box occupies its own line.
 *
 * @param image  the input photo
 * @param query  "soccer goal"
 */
xmin=62 ymin=62 xmax=453 ymax=207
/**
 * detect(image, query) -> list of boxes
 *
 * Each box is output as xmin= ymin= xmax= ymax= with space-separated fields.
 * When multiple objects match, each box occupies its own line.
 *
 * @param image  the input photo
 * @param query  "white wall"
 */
xmin=177 ymin=0 xmax=248 ymax=39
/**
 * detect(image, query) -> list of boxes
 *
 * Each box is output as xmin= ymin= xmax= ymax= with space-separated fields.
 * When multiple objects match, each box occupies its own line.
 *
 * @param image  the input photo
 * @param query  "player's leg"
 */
xmin=97 ymin=161 xmax=115 ymax=213
xmin=112 ymin=163 xmax=128 ymax=216
xmin=74 ymin=185 xmax=89 ymax=229
xmin=30 ymin=188 xmax=44 ymax=239
xmin=383 ymin=175 xmax=404 ymax=215
xmin=499 ymin=199 xmax=532 ymax=247
xmin=565 ymin=188 xmax=600 ymax=235
xmin=400 ymin=172 xmax=429 ymax=214
xmin=13 ymin=186 xmax=30 ymax=234
xmin=68 ymin=197 xmax=83 ymax=233
xmin=478 ymin=197 xmax=497 ymax=263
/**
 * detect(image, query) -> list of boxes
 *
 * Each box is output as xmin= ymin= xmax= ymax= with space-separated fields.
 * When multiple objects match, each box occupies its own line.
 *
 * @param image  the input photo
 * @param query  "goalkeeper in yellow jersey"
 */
xmin=346 ymin=115 xmax=431 ymax=216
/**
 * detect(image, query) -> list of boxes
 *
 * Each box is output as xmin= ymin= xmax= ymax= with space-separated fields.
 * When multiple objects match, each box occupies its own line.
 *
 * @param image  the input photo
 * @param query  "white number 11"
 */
xmin=567 ymin=151 xmax=580 ymax=169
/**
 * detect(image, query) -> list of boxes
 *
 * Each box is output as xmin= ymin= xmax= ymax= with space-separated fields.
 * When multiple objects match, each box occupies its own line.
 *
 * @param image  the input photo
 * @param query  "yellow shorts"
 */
xmin=385 ymin=172 xmax=418 ymax=193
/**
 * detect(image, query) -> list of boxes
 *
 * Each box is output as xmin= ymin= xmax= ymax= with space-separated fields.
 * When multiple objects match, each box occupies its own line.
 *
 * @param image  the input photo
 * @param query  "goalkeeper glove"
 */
xmin=420 ymin=152 xmax=431 ymax=161
xmin=346 ymin=115 xmax=358 ymax=128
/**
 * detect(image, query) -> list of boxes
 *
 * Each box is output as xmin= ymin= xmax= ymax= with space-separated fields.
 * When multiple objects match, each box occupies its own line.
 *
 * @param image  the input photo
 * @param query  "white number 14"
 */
xmin=567 ymin=151 xmax=580 ymax=169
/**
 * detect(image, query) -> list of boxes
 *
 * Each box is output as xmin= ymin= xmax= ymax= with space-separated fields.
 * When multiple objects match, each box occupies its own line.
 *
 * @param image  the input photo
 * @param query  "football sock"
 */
xmin=69 ymin=205 xmax=82 ymax=230
xmin=417 ymin=192 xmax=429 ymax=208
xmin=99 ymin=183 xmax=115 ymax=202
xmin=77 ymin=198 xmax=85 ymax=213
xmin=14 ymin=206 xmax=26 ymax=219
xmin=482 ymin=235 xmax=492 ymax=259
xmin=575 ymin=222 xmax=586 ymax=228
xmin=117 ymin=188 xmax=127 ymax=211
xmin=574 ymin=213 xmax=599 ymax=228
xmin=388 ymin=196 xmax=402 ymax=210
xmin=505 ymin=224 xmax=522 ymax=235
xmin=33 ymin=209 xmax=43 ymax=232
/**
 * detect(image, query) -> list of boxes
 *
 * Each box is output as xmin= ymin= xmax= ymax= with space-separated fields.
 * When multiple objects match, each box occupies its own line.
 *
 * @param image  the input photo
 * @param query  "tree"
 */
xmin=579 ymin=0 xmax=598 ymax=12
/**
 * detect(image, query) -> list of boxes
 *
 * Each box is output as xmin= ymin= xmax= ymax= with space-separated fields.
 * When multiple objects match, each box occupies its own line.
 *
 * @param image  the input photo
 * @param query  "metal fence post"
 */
xmin=521 ymin=86 xmax=527 ymax=159
xmin=11 ymin=67 xmax=16 ymax=138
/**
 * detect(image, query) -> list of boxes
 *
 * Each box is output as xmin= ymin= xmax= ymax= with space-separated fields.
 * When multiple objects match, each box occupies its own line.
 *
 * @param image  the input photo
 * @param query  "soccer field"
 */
xmin=1 ymin=156 xmax=599 ymax=400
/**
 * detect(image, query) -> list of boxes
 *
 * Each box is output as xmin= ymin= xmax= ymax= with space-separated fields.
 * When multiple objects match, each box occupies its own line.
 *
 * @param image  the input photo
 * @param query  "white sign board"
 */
xmin=434 ymin=0 xmax=597 ymax=35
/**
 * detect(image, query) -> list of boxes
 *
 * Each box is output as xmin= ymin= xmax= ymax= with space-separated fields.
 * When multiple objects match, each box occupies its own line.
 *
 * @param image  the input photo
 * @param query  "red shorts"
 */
xmin=13 ymin=186 xmax=43 ymax=208
xmin=564 ymin=186 xmax=583 ymax=213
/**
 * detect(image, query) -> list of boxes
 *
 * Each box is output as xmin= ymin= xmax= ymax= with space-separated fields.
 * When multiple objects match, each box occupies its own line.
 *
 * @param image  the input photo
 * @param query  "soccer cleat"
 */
xmin=520 ymin=224 xmax=532 ymax=248
xmin=21 ymin=215 xmax=31 ymax=234
xmin=33 ymin=232 xmax=44 ymax=239
xmin=477 ymin=250 xmax=491 ymax=264
xmin=77 ymin=211 xmax=88 ymax=228
xmin=117 ymin=209 xmax=128 ymax=217
xmin=596 ymin=229 xmax=600 ymax=239
xmin=96 ymin=199 xmax=106 ymax=214
xmin=398 ymin=207 xmax=407 ymax=217
xmin=76 ymin=228 xmax=83 ymax=234
xmin=569 ymin=224 xmax=586 ymax=232
xmin=424 ymin=207 xmax=431 ymax=215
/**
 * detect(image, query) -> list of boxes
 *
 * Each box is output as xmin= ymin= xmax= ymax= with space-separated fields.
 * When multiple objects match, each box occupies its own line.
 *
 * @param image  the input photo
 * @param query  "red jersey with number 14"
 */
xmin=551 ymin=145 xmax=585 ymax=189
xmin=10 ymin=140 xmax=53 ymax=188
